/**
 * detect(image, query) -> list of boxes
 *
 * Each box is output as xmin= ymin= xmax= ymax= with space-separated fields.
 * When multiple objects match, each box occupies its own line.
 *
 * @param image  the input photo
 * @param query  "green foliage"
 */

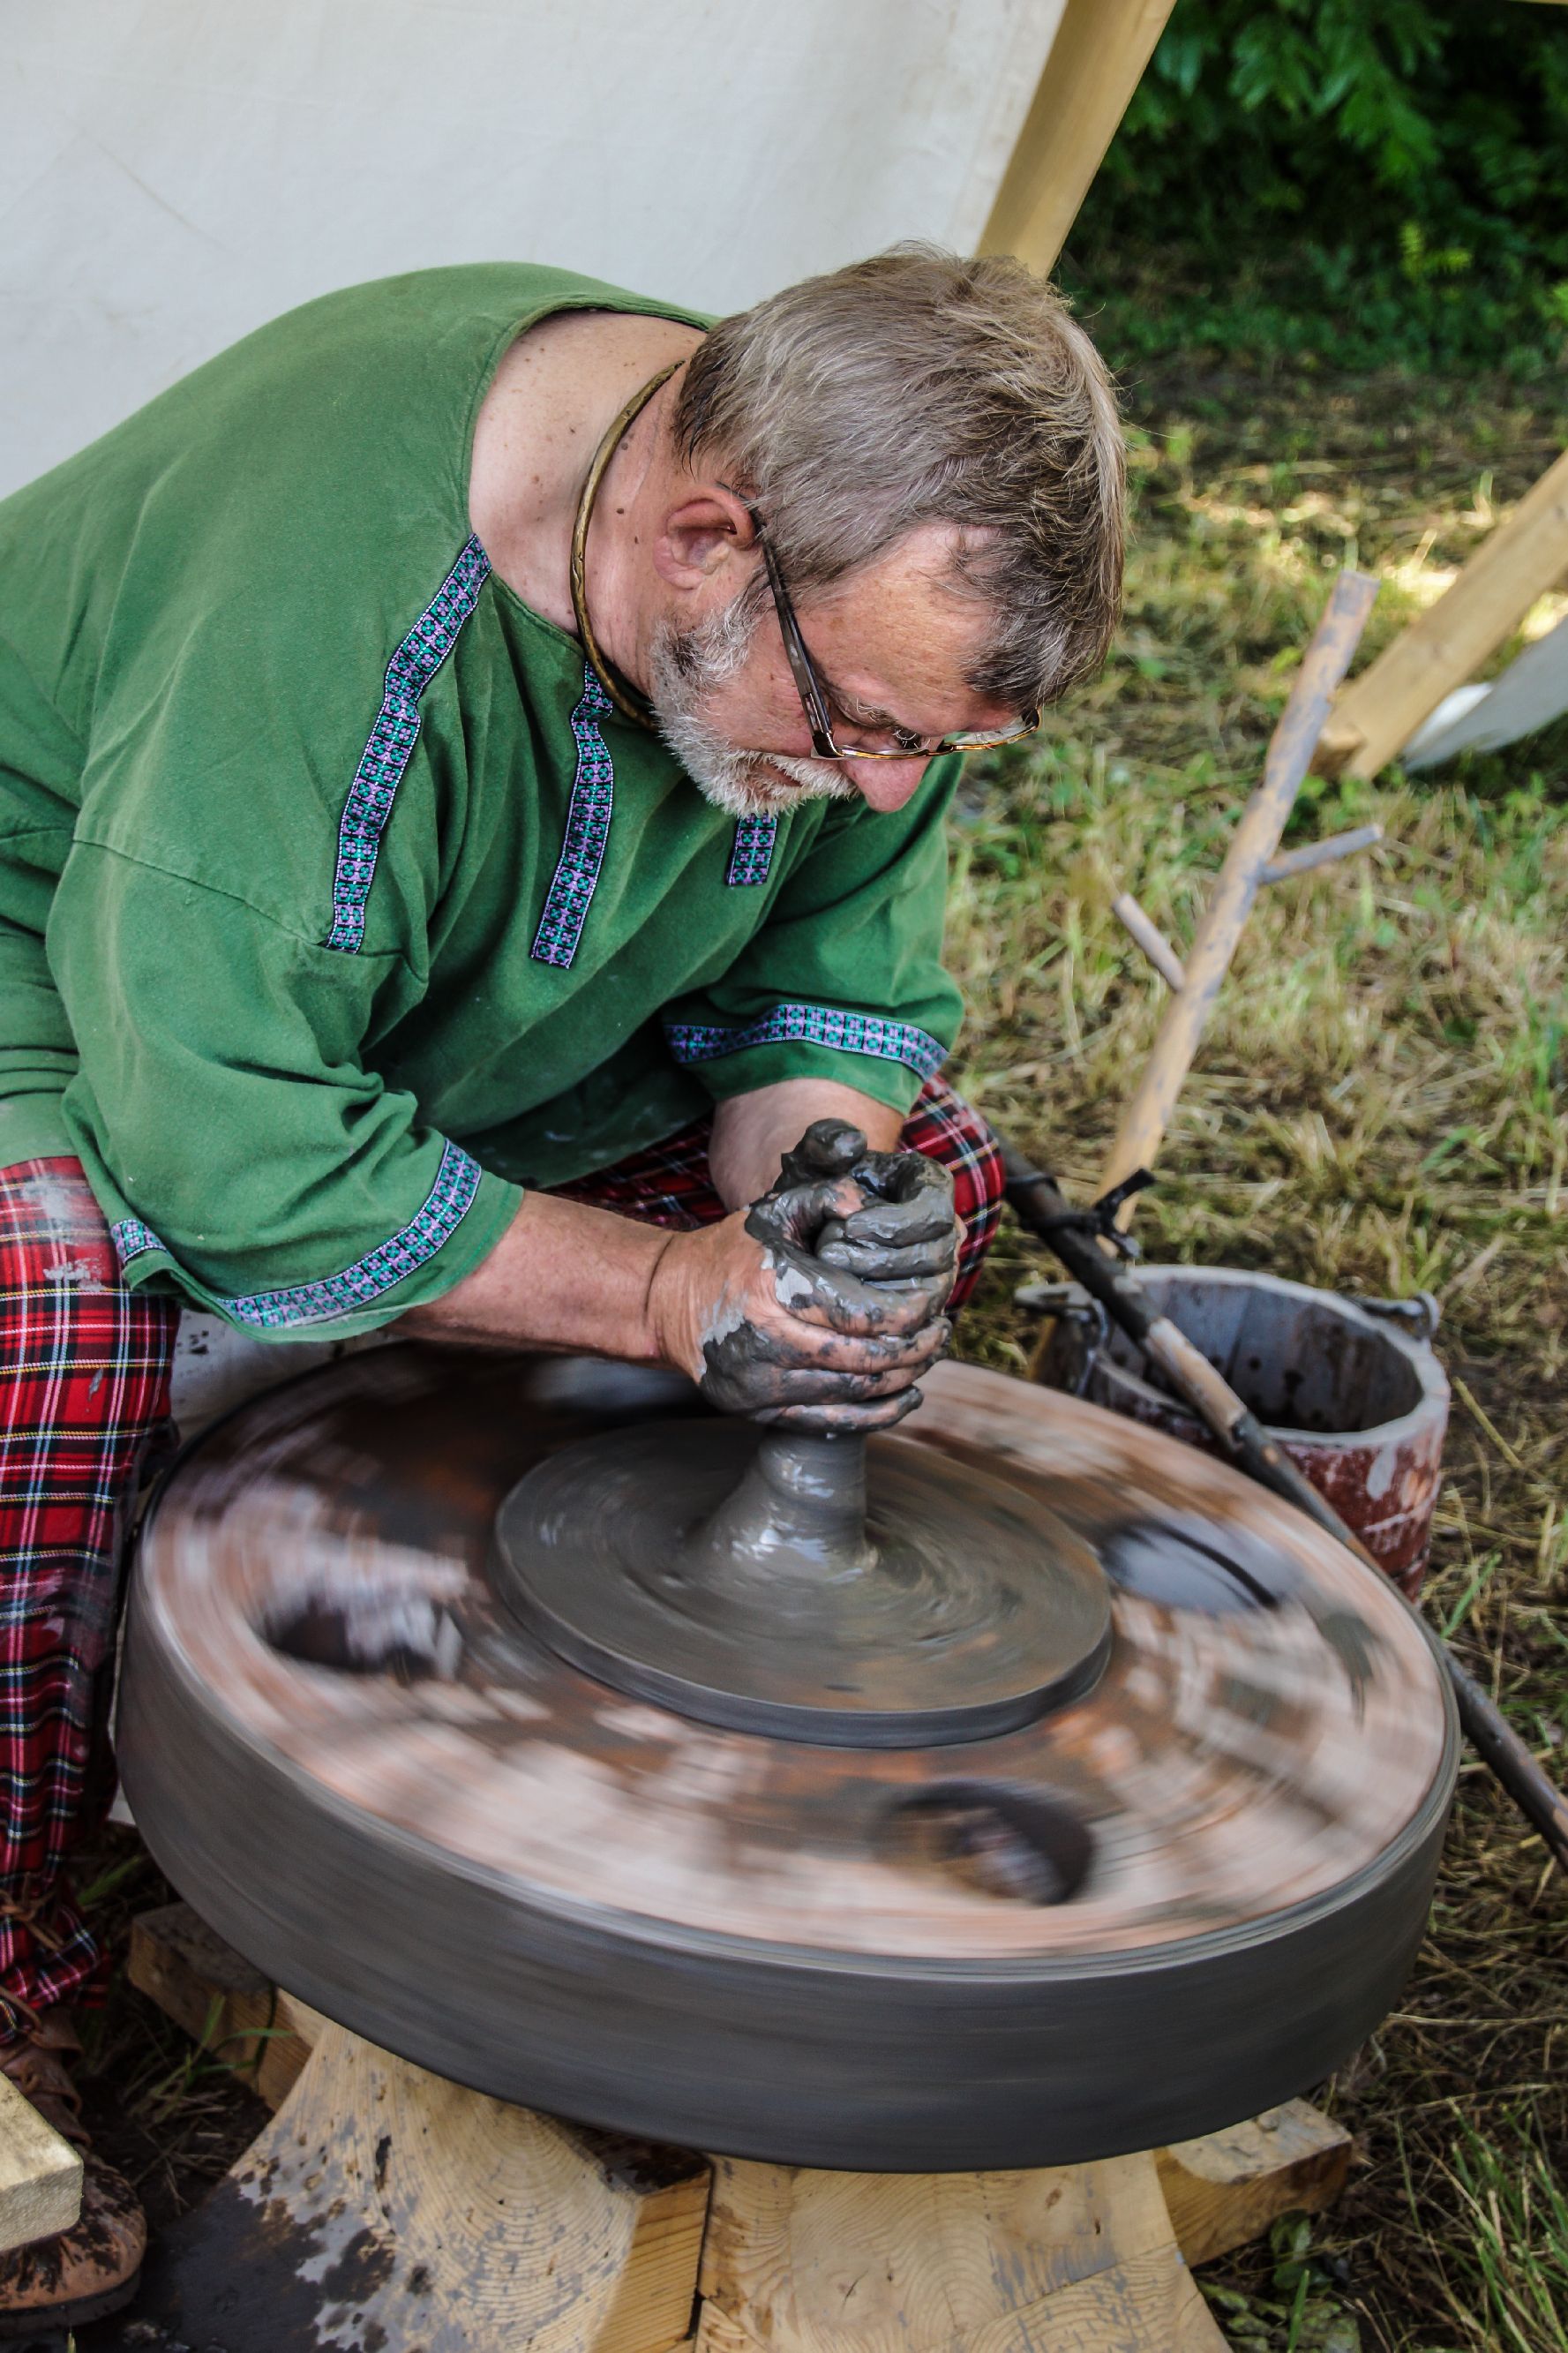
xmin=1201 ymin=2213 xmax=1362 ymax=2349
xmin=1064 ymin=0 xmax=1568 ymax=372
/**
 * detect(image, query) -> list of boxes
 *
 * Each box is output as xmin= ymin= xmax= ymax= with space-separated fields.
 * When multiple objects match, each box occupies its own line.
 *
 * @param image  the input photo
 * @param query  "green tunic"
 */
xmin=0 ymin=264 xmax=963 ymax=1339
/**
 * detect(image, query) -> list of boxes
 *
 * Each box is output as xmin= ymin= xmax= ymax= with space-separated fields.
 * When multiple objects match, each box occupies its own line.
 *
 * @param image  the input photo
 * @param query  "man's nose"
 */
xmin=852 ymin=758 xmax=930 ymax=813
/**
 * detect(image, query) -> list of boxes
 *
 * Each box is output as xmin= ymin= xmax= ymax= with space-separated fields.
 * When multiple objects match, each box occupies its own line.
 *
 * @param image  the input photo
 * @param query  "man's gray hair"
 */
xmin=672 ymin=245 xmax=1125 ymax=711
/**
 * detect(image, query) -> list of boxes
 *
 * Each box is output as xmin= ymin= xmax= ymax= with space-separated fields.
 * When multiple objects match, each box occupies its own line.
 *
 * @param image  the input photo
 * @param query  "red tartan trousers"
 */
xmin=0 ymin=1079 xmax=1001 ymax=2027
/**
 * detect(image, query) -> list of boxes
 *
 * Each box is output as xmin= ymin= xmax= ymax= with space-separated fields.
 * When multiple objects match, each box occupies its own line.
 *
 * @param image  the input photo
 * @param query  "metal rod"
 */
xmin=1001 ymin=1142 xmax=1568 ymax=1876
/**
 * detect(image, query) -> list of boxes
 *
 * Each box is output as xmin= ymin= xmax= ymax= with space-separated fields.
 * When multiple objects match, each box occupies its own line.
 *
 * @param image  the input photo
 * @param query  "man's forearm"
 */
xmin=708 ymin=1079 xmax=904 ymax=1210
xmin=404 ymin=1082 xmax=905 ymax=1361
xmin=401 ymin=1190 xmax=676 ymax=1356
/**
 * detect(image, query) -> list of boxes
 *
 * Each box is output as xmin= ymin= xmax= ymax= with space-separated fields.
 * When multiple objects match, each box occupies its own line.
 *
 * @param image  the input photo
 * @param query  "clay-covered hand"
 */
xmin=817 ymin=1149 xmax=959 ymax=1297
xmin=646 ymin=1120 xmax=954 ymax=1432
xmin=761 ymin=1119 xmax=958 ymax=1303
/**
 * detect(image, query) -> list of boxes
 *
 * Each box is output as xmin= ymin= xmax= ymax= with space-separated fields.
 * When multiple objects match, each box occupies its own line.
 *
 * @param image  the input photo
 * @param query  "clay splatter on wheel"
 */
xmin=119 ymin=1345 xmax=1455 ymax=2172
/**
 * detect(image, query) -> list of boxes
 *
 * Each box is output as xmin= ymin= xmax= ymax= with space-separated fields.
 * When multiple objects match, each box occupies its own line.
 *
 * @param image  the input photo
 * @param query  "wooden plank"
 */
xmin=1315 ymin=445 xmax=1568 ymax=778
xmin=978 ymin=0 xmax=1177 ymax=276
xmin=0 ymin=2069 xmax=81 ymax=2255
xmin=128 ymin=1901 xmax=315 ymax=2110
xmin=1155 ymin=2099 xmax=1353 ymax=2267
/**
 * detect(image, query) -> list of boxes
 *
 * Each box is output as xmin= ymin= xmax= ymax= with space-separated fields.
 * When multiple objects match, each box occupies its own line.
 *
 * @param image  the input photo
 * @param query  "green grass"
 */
xmin=946 ymin=363 xmax=1568 ymax=2352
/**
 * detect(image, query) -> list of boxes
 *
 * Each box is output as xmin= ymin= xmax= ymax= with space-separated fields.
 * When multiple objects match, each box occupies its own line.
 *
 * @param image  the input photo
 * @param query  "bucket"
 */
xmin=1025 ymin=1267 xmax=1450 ymax=1598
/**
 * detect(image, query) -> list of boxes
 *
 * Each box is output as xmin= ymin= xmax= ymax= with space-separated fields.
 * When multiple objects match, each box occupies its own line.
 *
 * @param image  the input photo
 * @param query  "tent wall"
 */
xmin=0 ymin=0 xmax=1063 ymax=495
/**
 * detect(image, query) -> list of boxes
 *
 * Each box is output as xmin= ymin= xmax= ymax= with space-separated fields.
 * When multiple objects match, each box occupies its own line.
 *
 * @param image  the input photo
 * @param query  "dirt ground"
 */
xmin=64 ymin=355 xmax=1568 ymax=2353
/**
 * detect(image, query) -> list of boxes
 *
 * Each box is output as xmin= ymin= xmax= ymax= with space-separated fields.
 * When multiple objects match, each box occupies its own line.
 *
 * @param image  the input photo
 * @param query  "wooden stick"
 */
xmin=1261 ymin=822 xmax=1383 ymax=883
xmin=978 ymin=0 xmax=1178 ymax=275
xmin=1112 ymin=891 xmax=1187 ymax=990
xmin=1314 ymin=446 xmax=1568 ymax=780
xmin=1095 ymin=573 xmax=1378 ymax=1220
xmin=1006 ymin=1144 xmax=1568 ymax=1876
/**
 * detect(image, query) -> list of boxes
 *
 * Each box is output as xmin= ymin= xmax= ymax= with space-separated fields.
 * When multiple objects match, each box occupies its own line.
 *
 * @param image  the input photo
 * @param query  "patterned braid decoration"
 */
xmin=532 ymin=671 xmax=617 ymax=968
xmin=664 ymin=1002 xmax=946 ymax=1082
xmin=325 ymin=537 xmax=492 ymax=955
xmin=725 ymin=815 xmax=777 ymax=888
xmin=111 ymin=1139 xmax=483 ymax=1331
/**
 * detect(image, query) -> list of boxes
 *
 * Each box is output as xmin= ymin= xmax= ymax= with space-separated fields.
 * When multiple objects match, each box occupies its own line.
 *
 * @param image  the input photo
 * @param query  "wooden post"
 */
xmin=1314 ymin=446 xmax=1568 ymax=779
xmin=695 ymin=2151 xmax=1226 ymax=2353
xmin=1094 ymin=572 xmax=1378 ymax=1216
xmin=124 ymin=2020 xmax=711 ymax=2353
xmin=978 ymin=0 xmax=1178 ymax=275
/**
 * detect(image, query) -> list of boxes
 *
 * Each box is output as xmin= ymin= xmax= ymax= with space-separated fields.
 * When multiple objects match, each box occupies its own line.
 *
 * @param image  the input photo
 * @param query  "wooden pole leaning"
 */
xmin=978 ymin=0 xmax=1179 ymax=276
xmin=1098 ymin=574 xmax=1378 ymax=1204
xmin=1026 ymin=573 xmax=1379 ymax=1381
xmin=1313 ymin=446 xmax=1568 ymax=781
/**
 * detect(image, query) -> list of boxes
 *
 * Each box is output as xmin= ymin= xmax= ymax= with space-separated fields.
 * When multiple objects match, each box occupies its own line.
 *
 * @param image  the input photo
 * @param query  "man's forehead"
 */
xmin=801 ymin=527 xmax=1009 ymax=723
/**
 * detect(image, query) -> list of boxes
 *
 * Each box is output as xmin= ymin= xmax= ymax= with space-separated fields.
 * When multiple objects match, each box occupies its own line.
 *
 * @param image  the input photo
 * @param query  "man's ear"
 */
xmin=652 ymin=482 xmax=758 ymax=591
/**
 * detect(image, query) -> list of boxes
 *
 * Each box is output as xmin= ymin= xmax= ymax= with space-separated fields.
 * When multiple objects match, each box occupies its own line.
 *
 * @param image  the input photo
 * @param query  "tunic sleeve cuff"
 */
xmin=108 ymin=1144 xmax=520 ymax=1340
xmin=664 ymin=1004 xmax=949 ymax=1118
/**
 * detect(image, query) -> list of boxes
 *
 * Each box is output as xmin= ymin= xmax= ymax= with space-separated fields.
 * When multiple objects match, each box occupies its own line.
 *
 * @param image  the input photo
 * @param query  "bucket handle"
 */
xmin=1354 ymin=1290 xmax=1440 ymax=1344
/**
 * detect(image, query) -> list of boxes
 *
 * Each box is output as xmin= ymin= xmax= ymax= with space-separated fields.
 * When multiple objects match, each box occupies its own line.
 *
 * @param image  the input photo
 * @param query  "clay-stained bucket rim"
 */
xmin=1088 ymin=1263 xmax=1451 ymax=1456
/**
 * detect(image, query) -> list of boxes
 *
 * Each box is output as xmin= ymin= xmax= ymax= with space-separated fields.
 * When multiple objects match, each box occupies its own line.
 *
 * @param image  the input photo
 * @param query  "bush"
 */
xmin=1063 ymin=0 xmax=1568 ymax=373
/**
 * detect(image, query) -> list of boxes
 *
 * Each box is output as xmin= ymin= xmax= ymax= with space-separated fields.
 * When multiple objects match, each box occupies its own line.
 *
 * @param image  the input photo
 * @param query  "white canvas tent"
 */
xmin=0 ymin=0 xmax=1080 ymax=497
xmin=0 ymin=0 xmax=1175 ymax=1418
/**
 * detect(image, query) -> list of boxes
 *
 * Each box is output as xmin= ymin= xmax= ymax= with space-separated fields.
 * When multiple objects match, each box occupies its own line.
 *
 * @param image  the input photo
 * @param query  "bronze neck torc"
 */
xmin=569 ymin=359 xmax=683 ymax=730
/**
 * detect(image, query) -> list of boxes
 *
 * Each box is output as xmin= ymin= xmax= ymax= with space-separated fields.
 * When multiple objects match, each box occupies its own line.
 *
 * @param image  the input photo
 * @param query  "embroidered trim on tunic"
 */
xmin=664 ymin=1003 xmax=946 ymax=1081
xmin=725 ymin=816 xmax=777 ymax=887
xmin=532 ymin=670 xmax=616 ymax=967
xmin=109 ymin=1218 xmax=163 ymax=1267
xmin=110 ymin=1139 xmax=483 ymax=1329
xmin=326 ymin=537 xmax=492 ymax=954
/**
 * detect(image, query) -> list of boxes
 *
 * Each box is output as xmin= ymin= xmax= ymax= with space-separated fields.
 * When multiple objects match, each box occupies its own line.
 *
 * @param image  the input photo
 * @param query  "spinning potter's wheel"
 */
xmin=119 ymin=1343 xmax=1456 ymax=2171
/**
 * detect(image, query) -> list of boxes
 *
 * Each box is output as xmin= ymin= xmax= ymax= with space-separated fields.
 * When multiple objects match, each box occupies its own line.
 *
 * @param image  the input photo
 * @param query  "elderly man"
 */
xmin=0 ymin=246 xmax=1123 ymax=2326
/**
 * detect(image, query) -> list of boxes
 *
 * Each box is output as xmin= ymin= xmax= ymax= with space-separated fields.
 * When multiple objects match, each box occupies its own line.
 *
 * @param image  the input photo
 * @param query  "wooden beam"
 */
xmin=979 ymin=0 xmax=1178 ymax=275
xmin=1316 ymin=445 xmax=1568 ymax=778
xmin=129 ymin=1900 xmax=318 ymax=2110
xmin=1155 ymin=2101 xmax=1353 ymax=2267
xmin=0 ymin=2071 xmax=81 ymax=2256
xmin=1085 ymin=569 xmax=1378 ymax=1232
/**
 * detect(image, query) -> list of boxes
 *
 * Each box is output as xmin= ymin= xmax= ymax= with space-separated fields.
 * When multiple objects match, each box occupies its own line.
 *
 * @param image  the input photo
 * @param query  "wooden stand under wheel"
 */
xmin=87 ymin=1343 xmax=1456 ymax=2349
xmin=95 ymin=2001 xmax=1287 ymax=2352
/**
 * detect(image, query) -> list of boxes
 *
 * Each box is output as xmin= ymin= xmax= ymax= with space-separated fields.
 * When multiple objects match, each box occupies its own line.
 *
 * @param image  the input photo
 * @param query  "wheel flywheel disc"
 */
xmin=119 ymin=1346 xmax=1456 ymax=2170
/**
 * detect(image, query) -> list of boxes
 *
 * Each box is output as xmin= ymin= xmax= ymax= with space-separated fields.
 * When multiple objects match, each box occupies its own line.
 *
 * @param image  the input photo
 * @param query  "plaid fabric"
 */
xmin=551 ymin=1076 xmax=1004 ymax=1307
xmin=0 ymin=1160 xmax=176 ymax=2037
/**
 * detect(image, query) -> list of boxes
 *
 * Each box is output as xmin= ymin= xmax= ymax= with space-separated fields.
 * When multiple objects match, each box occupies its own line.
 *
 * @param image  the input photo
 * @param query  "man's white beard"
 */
xmin=647 ymin=596 xmax=855 ymax=819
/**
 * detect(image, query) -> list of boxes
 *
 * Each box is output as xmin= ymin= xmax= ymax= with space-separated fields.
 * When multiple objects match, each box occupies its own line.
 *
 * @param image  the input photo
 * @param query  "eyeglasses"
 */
xmin=740 ymin=502 xmax=1042 ymax=763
